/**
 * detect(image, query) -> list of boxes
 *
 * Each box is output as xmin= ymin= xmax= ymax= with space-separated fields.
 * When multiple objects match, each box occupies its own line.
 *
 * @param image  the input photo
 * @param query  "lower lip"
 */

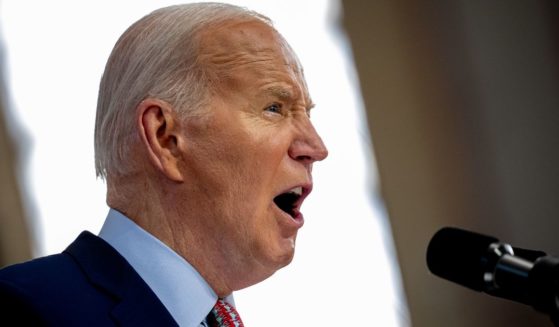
xmin=273 ymin=204 xmax=305 ymax=229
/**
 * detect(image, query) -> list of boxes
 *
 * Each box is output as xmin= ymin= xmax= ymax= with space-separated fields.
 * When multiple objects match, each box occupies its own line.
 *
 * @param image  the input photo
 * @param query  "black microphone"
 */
xmin=426 ymin=227 xmax=559 ymax=324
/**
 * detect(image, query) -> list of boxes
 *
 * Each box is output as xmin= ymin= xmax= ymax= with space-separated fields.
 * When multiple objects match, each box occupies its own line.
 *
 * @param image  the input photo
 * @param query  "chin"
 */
xmin=236 ymin=259 xmax=288 ymax=291
xmin=258 ymin=241 xmax=296 ymax=270
xmin=269 ymin=240 xmax=297 ymax=268
xmin=234 ymin=248 xmax=295 ymax=291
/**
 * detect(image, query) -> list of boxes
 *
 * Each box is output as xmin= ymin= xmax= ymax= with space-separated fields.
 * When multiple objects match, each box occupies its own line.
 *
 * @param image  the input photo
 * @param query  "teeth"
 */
xmin=288 ymin=186 xmax=303 ymax=196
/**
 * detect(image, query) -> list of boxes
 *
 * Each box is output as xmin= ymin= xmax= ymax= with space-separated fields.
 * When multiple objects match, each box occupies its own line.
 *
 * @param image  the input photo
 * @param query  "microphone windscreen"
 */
xmin=426 ymin=227 xmax=498 ymax=291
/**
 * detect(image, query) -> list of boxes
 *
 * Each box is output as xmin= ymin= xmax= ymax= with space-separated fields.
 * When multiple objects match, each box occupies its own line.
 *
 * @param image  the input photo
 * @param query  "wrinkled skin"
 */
xmin=135 ymin=19 xmax=328 ymax=296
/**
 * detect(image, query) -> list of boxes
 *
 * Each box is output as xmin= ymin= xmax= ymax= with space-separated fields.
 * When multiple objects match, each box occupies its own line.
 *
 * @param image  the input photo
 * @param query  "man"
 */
xmin=0 ymin=2 xmax=327 ymax=326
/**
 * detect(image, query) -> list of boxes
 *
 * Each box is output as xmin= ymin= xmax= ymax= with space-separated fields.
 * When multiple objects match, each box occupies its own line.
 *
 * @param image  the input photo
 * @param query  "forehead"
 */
xmin=199 ymin=19 xmax=293 ymax=64
xmin=198 ymin=19 xmax=310 ymax=102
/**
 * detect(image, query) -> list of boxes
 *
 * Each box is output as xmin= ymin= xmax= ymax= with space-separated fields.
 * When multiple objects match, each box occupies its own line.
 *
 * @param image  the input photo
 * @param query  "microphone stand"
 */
xmin=486 ymin=245 xmax=559 ymax=326
xmin=528 ymin=255 xmax=559 ymax=326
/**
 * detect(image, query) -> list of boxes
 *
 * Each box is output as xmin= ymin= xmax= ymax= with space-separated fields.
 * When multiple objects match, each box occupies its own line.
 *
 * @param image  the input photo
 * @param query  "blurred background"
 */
xmin=1 ymin=0 xmax=559 ymax=326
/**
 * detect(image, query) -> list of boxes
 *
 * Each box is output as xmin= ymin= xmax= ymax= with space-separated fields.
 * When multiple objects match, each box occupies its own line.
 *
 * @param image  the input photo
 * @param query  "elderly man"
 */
xmin=0 ymin=2 xmax=327 ymax=326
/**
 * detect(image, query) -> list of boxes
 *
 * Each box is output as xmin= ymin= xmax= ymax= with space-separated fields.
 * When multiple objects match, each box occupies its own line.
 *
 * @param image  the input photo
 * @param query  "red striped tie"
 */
xmin=208 ymin=299 xmax=244 ymax=327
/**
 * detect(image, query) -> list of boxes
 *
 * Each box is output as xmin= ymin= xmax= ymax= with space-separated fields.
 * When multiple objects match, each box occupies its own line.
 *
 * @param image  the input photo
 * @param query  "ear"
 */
xmin=137 ymin=98 xmax=184 ymax=182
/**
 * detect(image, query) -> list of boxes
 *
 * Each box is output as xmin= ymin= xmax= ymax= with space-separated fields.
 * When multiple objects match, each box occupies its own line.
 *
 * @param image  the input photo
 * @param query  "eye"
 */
xmin=265 ymin=103 xmax=283 ymax=115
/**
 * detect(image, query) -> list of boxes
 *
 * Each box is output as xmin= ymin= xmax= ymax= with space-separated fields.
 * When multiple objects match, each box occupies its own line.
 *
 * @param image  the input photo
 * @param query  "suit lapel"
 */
xmin=65 ymin=231 xmax=178 ymax=326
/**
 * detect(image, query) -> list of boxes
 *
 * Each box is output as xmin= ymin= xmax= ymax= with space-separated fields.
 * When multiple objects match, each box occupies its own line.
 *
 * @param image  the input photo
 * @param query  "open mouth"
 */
xmin=273 ymin=186 xmax=304 ymax=218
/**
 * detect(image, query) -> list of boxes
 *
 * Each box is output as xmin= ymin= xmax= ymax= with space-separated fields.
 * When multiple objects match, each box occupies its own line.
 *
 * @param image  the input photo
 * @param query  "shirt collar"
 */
xmin=99 ymin=209 xmax=231 ymax=327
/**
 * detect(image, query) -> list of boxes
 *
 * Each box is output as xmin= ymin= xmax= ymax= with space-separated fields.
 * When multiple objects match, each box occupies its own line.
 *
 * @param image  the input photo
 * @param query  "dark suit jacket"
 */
xmin=0 ymin=231 xmax=178 ymax=326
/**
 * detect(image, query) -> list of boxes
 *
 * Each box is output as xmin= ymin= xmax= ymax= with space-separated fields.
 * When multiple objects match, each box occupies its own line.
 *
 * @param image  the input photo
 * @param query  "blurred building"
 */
xmin=343 ymin=0 xmax=559 ymax=326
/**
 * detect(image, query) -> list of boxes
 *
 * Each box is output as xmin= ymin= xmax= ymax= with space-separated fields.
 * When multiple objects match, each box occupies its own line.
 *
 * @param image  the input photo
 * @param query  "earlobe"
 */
xmin=137 ymin=99 xmax=184 ymax=182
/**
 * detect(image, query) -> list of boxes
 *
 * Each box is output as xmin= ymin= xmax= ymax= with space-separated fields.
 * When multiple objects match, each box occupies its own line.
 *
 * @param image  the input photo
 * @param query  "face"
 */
xmin=177 ymin=19 xmax=328 ymax=289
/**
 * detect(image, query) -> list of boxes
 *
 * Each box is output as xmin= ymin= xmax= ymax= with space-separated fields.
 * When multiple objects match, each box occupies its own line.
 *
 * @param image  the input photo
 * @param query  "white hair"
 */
xmin=94 ymin=3 xmax=272 ymax=180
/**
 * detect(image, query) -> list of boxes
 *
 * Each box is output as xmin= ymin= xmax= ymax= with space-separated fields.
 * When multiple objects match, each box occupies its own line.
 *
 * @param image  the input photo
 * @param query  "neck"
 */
xmin=106 ymin=174 xmax=238 ymax=297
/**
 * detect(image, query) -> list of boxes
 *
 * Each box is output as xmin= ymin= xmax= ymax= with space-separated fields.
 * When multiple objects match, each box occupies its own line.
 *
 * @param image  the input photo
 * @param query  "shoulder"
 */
xmin=0 ymin=231 xmax=110 ymax=291
xmin=0 ymin=232 xmax=120 ymax=325
xmin=0 ymin=251 xmax=89 ymax=325
xmin=0 ymin=250 xmax=82 ymax=297
xmin=0 ymin=231 xmax=177 ymax=326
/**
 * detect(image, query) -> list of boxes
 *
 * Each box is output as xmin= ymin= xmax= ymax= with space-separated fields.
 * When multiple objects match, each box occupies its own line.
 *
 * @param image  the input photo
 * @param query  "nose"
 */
xmin=288 ymin=119 xmax=329 ymax=166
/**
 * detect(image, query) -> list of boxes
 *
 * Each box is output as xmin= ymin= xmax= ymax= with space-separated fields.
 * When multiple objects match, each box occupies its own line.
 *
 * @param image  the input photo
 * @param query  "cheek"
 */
xmin=228 ymin=134 xmax=286 ymax=181
xmin=251 ymin=132 xmax=291 ymax=167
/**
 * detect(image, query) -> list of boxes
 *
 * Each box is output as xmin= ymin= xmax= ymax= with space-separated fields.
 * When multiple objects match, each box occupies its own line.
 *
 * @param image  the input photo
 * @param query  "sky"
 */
xmin=1 ymin=1 xmax=409 ymax=325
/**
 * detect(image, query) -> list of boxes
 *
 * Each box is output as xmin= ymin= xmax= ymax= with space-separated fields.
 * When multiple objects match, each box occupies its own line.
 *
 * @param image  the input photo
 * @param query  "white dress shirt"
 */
xmin=99 ymin=209 xmax=235 ymax=327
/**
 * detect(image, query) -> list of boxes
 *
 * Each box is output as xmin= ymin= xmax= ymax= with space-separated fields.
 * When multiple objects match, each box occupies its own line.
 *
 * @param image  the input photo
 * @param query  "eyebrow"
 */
xmin=264 ymin=85 xmax=315 ymax=111
xmin=264 ymin=85 xmax=293 ymax=100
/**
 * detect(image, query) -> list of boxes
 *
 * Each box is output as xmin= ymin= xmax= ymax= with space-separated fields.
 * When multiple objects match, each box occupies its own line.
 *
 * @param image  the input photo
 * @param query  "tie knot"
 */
xmin=208 ymin=299 xmax=244 ymax=327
